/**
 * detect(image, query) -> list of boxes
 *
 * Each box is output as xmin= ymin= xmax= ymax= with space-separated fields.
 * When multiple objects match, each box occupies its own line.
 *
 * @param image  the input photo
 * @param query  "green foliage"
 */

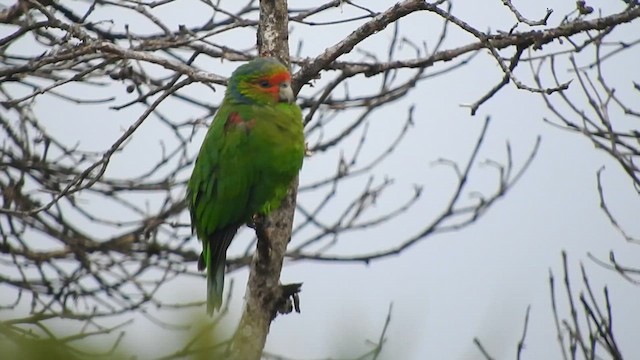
xmin=0 ymin=308 xmax=393 ymax=360
xmin=0 ymin=311 xmax=232 ymax=360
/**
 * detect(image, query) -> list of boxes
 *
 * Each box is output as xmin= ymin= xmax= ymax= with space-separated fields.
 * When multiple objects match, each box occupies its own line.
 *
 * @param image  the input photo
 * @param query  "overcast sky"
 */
xmin=4 ymin=1 xmax=639 ymax=359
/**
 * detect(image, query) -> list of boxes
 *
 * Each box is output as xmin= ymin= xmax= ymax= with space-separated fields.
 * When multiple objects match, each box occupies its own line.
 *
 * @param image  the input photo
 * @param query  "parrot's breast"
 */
xmin=245 ymin=104 xmax=304 ymax=214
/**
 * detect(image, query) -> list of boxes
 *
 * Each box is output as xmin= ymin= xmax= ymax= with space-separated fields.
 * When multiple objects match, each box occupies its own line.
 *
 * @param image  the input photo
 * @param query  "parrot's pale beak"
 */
xmin=279 ymin=81 xmax=295 ymax=103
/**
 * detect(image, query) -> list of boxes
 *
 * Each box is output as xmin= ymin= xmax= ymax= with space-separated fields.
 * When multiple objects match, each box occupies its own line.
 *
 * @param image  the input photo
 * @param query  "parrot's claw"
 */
xmin=247 ymin=213 xmax=264 ymax=229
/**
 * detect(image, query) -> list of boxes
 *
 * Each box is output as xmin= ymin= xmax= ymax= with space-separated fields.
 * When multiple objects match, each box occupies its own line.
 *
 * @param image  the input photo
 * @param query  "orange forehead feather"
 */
xmin=264 ymin=70 xmax=290 ymax=84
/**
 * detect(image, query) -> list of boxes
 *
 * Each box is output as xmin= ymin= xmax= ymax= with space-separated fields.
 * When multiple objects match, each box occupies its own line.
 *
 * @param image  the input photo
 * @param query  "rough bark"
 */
xmin=228 ymin=1 xmax=297 ymax=359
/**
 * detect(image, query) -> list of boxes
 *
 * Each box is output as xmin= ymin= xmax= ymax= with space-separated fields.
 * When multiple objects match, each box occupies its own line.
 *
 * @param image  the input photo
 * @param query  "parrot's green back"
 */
xmin=187 ymin=58 xmax=304 ymax=314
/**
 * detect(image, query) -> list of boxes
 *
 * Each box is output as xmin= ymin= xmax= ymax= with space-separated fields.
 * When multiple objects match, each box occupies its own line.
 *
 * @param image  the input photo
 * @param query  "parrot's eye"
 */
xmin=258 ymin=80 xmax=270 ymax=88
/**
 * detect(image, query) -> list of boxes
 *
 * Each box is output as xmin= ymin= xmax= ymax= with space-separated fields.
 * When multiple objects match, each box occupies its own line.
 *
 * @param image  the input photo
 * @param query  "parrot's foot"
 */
xmin=247 ymin=213 xmax=266 ymax=229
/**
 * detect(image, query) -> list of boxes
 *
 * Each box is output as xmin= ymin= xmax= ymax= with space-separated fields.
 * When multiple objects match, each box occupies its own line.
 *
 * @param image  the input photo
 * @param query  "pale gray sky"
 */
xmin=3 ymin=1 xmax=639 ymax=359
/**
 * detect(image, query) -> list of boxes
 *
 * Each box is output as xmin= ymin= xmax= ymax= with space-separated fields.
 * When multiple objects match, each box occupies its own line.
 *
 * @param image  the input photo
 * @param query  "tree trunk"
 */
xmin=228 ymin=1 xmax=296 ymax=359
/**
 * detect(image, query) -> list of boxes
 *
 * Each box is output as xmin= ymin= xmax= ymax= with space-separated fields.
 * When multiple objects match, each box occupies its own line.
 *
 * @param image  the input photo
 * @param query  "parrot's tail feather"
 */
xmin=205 ymin=226 xmax=238 ymax=315
xmin=197 ymin=253 xmax=206 ymax=271
xmin=206 ymin=259 xmax=225 ymax=315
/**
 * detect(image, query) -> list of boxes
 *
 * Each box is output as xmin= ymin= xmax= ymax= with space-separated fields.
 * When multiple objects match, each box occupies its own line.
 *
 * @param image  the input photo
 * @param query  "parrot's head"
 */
xmin=227 ymin=57 xmax=295 ymax=105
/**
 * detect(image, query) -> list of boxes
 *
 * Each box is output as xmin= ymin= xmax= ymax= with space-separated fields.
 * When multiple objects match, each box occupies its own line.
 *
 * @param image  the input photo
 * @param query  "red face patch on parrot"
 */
xmin=252 ymin=71 xmax=291 ymax=102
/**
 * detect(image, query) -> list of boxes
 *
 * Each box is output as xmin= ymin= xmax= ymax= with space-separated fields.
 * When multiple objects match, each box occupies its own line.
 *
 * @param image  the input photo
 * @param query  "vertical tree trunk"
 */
xmin=229 ymin=1 xmax=296 ymax=359
xmin=257 ymin=0 xmax=291 ymax=63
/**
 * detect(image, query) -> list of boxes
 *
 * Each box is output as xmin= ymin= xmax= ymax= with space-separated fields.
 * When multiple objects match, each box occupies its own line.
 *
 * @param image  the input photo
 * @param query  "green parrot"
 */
xmin=187 ymin=57 xmax=304 ymax=314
